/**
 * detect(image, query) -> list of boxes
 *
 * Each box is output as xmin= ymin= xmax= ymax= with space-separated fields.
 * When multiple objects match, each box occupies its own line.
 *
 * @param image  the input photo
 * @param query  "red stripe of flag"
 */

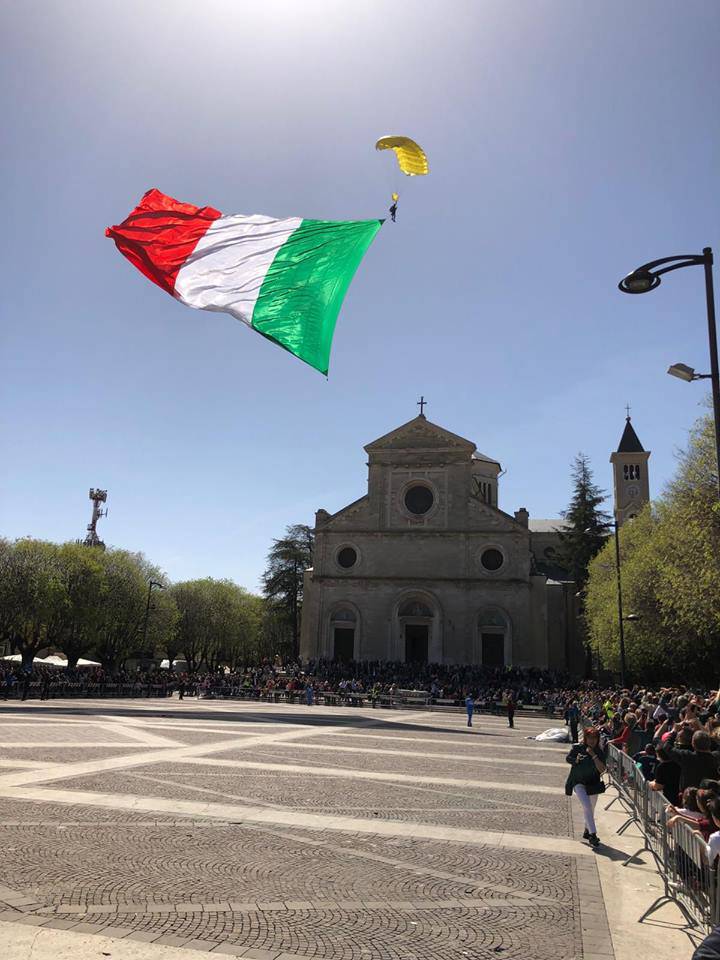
xmin=105 ymin=188 xmax=222 ymax=295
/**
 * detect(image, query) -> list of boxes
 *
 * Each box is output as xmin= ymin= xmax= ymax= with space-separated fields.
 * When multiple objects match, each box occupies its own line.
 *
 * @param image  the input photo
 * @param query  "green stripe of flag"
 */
xmin=251 ymin=218 xmax=383 ymax=375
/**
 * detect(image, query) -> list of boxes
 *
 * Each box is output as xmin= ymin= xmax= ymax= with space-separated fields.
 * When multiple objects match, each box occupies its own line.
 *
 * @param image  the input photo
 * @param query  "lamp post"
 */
xmin=612 ymin=515 xmax=628 ymax=689
xmin=619 ymin=248 xmax=720 ymax=499
xmin=141 ymin=580 xmax=164 ymax=659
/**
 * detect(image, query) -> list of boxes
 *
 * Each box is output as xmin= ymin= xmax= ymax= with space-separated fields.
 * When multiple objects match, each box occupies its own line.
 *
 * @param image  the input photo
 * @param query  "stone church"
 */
xmin=299 ymin=412 xmax=650 ymax=671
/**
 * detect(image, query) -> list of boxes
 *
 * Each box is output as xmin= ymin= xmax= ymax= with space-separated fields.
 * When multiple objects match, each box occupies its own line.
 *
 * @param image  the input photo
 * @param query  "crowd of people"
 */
xmin=562 ymin=686 xmax=720 ymax=862
xmin=561 ymin=686 xmax=720 ymax=957
xmin=1 ymin=656 xmax=578 ymax=705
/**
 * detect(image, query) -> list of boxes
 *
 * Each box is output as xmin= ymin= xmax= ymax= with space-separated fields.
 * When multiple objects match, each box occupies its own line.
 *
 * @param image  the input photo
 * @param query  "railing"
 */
xmin=605 ymin=742 xmax=720 ymax=930
xmin=1 ymin=680 xmax=173 ymax=700
xmin=2 ymin=681 xmax=559 ymax=716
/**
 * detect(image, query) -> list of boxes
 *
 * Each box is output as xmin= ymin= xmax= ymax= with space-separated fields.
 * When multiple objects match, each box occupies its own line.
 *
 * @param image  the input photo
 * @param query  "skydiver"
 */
xmin=389 ymin=199 xmax=398 ymax=222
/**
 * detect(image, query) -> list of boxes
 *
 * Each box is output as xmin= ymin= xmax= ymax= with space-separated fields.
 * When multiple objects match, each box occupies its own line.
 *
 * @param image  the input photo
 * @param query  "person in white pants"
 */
xmin=565 ymin=727 xmax=607 ymax=847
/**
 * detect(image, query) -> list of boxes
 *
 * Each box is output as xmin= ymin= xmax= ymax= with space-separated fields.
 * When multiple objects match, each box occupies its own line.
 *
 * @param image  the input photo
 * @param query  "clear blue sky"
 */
xmin=2 ymin=1 xmax=718 ymax=592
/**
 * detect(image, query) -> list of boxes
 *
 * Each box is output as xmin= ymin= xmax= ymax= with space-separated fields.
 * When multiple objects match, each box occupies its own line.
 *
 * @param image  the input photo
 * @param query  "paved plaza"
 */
xmin=0 ymin=700 xmax=688 ymax=960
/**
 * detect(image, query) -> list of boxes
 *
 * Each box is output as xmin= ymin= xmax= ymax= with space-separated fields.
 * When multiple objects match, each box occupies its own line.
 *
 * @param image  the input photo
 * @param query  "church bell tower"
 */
xmin=610 ymin=414 xmax=650 ymax=526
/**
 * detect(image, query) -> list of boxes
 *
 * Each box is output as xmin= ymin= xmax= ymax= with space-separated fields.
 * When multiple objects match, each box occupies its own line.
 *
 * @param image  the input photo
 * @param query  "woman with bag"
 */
xmin=565 ymin=726 xmax=607 ymax=848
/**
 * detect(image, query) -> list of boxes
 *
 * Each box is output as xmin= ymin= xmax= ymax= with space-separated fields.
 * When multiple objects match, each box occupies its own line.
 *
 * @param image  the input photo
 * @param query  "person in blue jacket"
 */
xmin=465 ymin=693 xmax=475 ymax=727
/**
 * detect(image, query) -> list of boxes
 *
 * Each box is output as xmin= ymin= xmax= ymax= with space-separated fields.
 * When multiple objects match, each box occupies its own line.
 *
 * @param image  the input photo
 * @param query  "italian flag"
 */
xmin=106 ymin=189 xmax=382 ymax=375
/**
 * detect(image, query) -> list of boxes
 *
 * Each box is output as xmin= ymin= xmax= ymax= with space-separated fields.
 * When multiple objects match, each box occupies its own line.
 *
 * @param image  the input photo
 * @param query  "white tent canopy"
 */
xmin=1 ymin=654 xmax=100 ymax=667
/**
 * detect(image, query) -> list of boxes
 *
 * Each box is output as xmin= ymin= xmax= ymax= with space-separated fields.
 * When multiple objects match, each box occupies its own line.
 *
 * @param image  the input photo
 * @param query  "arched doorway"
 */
xmin=398 ymin=599 xmax=434 ymax=664
xmin=330 ymin=607 xmax=357 ymax=661
xmin=476 ymin=607 xmax=511 ymax=667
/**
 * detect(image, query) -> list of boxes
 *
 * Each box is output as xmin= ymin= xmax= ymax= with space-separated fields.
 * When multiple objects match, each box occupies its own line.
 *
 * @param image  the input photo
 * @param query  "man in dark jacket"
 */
xmin=692 ymin=925 xmax=720 ymax=959
xmin=666 ymin=730 xmax=720 ymax=791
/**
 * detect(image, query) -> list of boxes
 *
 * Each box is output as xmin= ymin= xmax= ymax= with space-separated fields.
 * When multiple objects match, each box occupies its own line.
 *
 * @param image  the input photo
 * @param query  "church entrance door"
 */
xmin=481 ymin=632 xmax=504 ymax=667
xmin=334 ymin=628 xmax=355 ymax=662
xmin=405 ymin=624 xmax=429 ymax=664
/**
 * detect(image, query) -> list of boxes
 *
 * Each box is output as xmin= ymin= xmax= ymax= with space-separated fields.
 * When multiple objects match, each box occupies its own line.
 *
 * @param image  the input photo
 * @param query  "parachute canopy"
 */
xmin=375 ymin=136 xmax=429 ymax=176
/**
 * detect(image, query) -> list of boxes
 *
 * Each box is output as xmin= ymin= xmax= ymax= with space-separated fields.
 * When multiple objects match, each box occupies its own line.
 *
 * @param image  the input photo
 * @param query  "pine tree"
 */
xmin=261 ymin=524 xmax=314 ymax=659
xmin=558 ymin=453 xmax=612 ymax=588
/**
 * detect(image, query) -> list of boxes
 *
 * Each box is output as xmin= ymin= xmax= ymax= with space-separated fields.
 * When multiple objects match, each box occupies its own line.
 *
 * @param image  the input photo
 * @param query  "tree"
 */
xmin=171 ymin=579 xmax=215 ymax=672
xmin=261 ymin=524 xmax=313 ymax=658
xmin=171 ymin=578 xmax=263 ymax=671
xmin=585 ymin=408 xmax=720 ymax=682
xmin=0 ymin=539 xmax=66 ymax=668
xmin=55 ymin=543 xmax=106 ymax=668
xmin=558 ymin=454 xmax=612 ymax=588
xmin=91 ymin=550 xmax=149 ymax=671
xmin=145 ymin=588 xmax=179 ymax=666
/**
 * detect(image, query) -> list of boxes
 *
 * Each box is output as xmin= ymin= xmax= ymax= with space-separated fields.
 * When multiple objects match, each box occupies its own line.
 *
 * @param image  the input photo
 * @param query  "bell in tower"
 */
xmin=610 ymin=410 xmax=650 ymax=526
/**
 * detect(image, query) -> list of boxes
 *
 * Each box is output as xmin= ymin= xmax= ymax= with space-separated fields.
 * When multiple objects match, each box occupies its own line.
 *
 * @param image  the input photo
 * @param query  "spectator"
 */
xmin=691 ymin=926 xmax=720 ymax=960
xmin=664 ymin=729 xmax=720 ymax=791
xmin=692 ymin=795 xmax=720 ymax=866
xmin=633 ymin=742 xmax=658 ymax=780
xmin=648 ymin=746 xmax=681 ymax=804
xmin=665 ymin=787 xmax=703 ymax=830
xmin=610 ymin=712 xmax=638 ymax=751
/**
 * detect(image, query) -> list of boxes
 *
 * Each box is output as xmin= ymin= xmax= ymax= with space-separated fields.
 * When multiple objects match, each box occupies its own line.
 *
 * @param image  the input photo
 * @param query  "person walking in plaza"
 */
xmin=507 ymin=694 xmax=515 ymax=729
xmin=565 ymin=701 xmax=580 ymax=743
xmin=565 ymin=726 xmax=607 ymax=848
xmin=465 ymin=693 xmax=474 ymax=727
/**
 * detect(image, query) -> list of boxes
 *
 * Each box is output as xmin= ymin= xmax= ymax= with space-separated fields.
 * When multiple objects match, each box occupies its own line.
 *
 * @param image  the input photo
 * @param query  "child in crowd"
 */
xmin=693 ymin=796 xmax=720 ymax=866
xmin=665 ymin=787 xmax=703 ymax=829
xmin=633 ymin=742 xmax=658 ymax=779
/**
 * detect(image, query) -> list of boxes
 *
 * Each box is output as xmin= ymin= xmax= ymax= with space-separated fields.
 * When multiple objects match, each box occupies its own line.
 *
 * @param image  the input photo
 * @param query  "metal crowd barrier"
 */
xmin=1 ymin=680 xmax=173 ymax=700
xmin=3 ymin=680 xmax=559 ymax=717
xmin=605 ymin=742 xmax=720 ymax=930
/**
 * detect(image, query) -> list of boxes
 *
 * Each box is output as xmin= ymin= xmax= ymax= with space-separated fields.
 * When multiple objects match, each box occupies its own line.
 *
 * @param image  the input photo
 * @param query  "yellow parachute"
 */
xmin=375 ymin=136 xmax=429 ymax=177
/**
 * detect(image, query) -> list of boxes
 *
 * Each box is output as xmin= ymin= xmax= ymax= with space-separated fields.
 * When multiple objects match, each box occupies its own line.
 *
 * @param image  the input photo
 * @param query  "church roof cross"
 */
xmin=417 ymin=396 xmax=427 ymax=417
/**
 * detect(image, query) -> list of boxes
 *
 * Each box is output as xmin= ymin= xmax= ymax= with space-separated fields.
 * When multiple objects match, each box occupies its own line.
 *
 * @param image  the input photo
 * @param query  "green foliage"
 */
xmin=0 ymin=539 xmax=66 ymax=667
xmin=261 ymin=524 xmax=314 ymax=657
xmin=558 ymin=453 xmax=612 ymax=587
xmin=170 ymin=579 xmax=262 ymax=672
xmin=586 ymin=409 xmax=720 ymax=682
xmin=53 ymin=543 xmax=106 ymax=668
xmin=0 ymin=540 xmax=181 ymax=670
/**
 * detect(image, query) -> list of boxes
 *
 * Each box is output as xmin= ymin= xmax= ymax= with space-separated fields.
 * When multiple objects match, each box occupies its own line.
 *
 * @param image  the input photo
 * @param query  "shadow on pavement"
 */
xmin=0 ymin=701 xmax=513 ymax=738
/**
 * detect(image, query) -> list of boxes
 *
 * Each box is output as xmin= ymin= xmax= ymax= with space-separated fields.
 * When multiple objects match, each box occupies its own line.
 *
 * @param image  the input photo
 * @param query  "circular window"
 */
xmin=404 ymin=484 xmax=434 ymax=515
xmin=337 ymin=547 xmax=357 ymax=569
xmin=481 ymin=548 xmax=504 ymax=572
xmin=544 ymin=546 xmax=556 ymax=559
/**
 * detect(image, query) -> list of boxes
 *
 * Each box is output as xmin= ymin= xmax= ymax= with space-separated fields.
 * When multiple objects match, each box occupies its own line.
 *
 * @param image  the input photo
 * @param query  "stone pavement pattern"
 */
xmin=0 ymin=701 xmax=612 ymax=959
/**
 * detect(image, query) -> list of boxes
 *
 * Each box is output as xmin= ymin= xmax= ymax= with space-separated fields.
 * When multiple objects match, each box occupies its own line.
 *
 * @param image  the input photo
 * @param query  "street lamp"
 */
xmin=581 ymin=522 xmax=629 ymax=686
xmin=141 ymin=579 xmax=164 ymax=659
xmin=619 ymin=248 xmax=720 ymax=499
xmin=667 ymin=362 xmax=712 ymax=383
xmin=612 ymin=514 xmax=629 ymax=690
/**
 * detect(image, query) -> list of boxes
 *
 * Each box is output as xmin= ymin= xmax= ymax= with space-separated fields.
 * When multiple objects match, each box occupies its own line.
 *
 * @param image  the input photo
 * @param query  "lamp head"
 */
xmin=618 ymin=269 xmax=660 ymax=294
xmin=667 ymin=363 xmax=696 ymax=383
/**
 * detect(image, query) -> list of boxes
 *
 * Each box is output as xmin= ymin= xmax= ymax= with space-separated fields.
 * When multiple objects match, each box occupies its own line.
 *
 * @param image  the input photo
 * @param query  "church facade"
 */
xmin=299 ymin=412 xmax=649 ymax=671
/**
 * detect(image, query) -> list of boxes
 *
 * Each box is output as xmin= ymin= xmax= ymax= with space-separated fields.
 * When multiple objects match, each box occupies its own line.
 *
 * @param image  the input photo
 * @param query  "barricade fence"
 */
xmin=605 ymin=742 xmax=720 ymax=930
xmin=1 ymin=680 xmax=560 ymax=715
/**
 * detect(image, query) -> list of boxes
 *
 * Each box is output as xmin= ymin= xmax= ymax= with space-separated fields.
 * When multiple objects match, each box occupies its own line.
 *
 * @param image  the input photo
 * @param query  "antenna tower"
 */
xmin=80 ymin=488 xmax=108 ymax=549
